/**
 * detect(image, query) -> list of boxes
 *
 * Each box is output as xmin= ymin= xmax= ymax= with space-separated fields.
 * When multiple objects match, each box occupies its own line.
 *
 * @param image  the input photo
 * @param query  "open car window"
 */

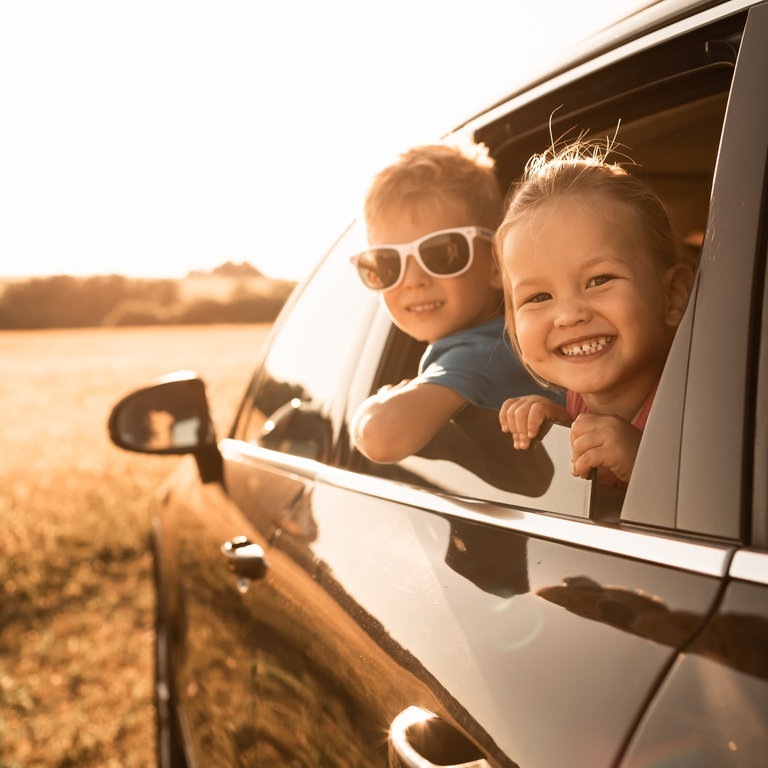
xmin=350 ymin=8 xmax=751 ymax=529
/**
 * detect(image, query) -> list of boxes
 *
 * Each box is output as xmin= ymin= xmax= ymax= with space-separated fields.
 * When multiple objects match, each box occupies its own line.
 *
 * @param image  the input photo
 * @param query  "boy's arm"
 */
xmin=351 ymin=380 xmax=467 ymax=463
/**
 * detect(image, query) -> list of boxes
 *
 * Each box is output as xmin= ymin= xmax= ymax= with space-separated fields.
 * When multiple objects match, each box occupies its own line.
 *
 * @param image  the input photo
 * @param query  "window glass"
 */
xmin=235 ymin=222 xmax=378 ymax=461
xmin=351 ymin=328 xmax=596 ymax=520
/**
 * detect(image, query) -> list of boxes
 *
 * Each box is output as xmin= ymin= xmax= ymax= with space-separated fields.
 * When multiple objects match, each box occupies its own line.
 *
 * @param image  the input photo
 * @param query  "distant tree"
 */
xmin=210 ymin=261 xmax=263 ymax=278
xmin=0 ymin=275 xmax=178 ymax=329
xmin=0 ymin=272 xmax=293 ymax=329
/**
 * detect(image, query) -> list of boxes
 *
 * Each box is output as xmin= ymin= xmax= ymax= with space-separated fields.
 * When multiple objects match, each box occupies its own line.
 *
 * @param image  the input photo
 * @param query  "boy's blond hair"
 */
xmin=364 ymin=140 xmax=502 ymax=233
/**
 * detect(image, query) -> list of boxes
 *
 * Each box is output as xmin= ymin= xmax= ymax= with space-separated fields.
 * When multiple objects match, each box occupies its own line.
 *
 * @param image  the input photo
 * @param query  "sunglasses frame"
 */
xmin=349 ymin=226 xmax=494 ymax=292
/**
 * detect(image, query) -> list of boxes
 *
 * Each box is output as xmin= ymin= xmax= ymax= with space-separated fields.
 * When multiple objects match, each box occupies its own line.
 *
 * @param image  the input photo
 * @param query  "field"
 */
xmin=0 ymin=324 xmax=272 ymax=767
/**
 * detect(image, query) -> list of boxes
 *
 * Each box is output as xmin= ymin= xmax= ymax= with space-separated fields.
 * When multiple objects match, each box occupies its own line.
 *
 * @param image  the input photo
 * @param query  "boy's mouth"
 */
xmin=407 ymin=301 xmax=443 ymax=313
xmin=559 ymin=336 xmax=614 ymax=357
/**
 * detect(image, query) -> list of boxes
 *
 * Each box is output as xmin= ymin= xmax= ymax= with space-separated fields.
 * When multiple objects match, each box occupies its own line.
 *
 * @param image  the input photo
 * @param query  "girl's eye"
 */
xmin=524 ymin=292 xmax=551 ymax=305
xmin=588 ymin=274 xmax=614 ymax=288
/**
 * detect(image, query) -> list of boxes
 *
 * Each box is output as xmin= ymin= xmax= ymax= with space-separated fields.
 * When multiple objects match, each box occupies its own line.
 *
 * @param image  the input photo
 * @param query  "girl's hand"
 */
xmin=499 ymin=396 xmax=572 ymax=450
xmin=570 ymin=413 xmax=642 ymax=483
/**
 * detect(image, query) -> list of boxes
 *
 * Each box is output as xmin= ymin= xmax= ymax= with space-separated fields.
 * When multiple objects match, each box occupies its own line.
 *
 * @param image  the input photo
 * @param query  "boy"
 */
xmin=349 ymin=140 xmax=559 ymax=463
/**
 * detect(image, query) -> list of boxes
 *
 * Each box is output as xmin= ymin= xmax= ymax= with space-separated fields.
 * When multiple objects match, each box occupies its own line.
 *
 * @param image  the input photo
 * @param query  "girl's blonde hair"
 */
xmin=495 ymin=141 xmax=692 ymax=381
xmin=364 ymin=139 xmax=502 ymax=232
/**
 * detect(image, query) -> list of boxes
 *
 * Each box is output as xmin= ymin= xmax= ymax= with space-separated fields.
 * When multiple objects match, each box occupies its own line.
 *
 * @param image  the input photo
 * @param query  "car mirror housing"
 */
xmin=108 ymin=370 xmax=216 ymax=455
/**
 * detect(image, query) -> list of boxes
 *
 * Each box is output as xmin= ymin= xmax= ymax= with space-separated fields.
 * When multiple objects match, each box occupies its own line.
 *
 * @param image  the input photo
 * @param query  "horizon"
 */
xmin=1 ymin=1 xmax=650 ymax=283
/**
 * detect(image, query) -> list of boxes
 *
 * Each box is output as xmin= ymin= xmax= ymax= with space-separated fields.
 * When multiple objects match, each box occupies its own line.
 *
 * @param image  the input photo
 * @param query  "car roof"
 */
xmin=451 ymin=0 xmax=756 ymax=133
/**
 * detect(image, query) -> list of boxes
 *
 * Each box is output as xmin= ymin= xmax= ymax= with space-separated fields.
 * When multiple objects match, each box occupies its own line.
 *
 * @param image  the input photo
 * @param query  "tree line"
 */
xmin=0 ymin=273 xmax=296 ymax=330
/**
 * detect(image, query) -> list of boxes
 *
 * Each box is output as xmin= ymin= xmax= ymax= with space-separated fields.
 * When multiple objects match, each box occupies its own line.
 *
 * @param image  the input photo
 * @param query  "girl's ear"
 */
xmin=489 ymin=251 xmax=504 ymax=290
xmin=664 ymin=263 xmax=694 ymax=327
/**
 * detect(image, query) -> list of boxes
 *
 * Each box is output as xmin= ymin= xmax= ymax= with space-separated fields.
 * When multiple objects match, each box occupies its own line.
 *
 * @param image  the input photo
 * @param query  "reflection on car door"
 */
xmin=286 ymin=466 xmax=728 ymax=768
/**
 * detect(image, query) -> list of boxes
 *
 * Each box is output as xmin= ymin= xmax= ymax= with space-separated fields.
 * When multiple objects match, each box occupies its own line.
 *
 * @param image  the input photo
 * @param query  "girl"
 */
xmin=496 ymin=143 xmax=694 ymax=485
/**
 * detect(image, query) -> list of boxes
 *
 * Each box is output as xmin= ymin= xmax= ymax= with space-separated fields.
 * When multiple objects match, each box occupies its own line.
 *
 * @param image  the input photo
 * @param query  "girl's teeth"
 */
xmin=561 ymin=336 xmax=612 ymax=356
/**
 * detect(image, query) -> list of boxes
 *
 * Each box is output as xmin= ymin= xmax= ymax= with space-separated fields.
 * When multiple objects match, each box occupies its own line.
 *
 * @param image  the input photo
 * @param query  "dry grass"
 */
xmin=0 ymin=324 xmax=271 ymax=768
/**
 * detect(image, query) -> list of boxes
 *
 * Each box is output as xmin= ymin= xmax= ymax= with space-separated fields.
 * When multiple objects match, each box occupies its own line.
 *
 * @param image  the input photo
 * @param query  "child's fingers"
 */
xmin=499 ymin=399 xmax=529 ymax=448
xmin=527 ymin=402 xmax=549 ymax=438
xmin=499 ymin=399 xmax=515 ymax=431
xmin=570 ymin=414 xmax=640 ymax=482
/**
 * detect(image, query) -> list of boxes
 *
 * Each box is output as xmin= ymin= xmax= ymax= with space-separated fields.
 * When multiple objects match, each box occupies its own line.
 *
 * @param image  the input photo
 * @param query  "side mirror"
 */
xmin=108 ymin=370 xmax=216 ymax=455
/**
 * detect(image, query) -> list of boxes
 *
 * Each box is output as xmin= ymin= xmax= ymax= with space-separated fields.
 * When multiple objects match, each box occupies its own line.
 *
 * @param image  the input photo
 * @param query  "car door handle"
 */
xmin=221 ymin=536 xmax=268 ymax=581
xmin=389 ymin=706 xmax=490 ymax=768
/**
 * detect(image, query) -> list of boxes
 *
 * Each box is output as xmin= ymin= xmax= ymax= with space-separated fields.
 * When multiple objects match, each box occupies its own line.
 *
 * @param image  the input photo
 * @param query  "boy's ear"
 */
xmin=664 ymin=264 xmax=694 ymax=328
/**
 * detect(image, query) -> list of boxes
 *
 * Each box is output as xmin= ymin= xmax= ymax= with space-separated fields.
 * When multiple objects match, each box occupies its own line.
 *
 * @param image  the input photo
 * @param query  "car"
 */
xmin=108 ymin=1 xmax=768 ymax=765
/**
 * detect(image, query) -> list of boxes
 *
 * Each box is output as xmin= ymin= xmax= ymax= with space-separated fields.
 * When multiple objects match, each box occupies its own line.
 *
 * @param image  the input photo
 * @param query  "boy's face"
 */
xmin=366 ymin=200 xmax=502 ymax=344
xmin=501 ymin=197 xmax=681 ymax=413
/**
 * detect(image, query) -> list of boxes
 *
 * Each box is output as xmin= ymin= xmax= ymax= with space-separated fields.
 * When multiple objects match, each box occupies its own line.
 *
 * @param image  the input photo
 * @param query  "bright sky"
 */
xmin=1 ymin=1 xmax=649 ymax=282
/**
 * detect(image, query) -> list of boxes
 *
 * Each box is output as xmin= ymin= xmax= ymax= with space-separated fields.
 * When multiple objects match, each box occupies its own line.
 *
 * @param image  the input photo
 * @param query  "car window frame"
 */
xmin=226 ymin=1 xmax=767 ymax=551
xmin=339 ymin=2 xmax=760 ymax=538
xmin=640 ymin=0 xmax=768 ymax=540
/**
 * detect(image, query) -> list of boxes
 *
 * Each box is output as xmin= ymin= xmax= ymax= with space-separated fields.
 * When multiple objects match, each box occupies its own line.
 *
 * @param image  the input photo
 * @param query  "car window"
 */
xmin=348 ymin=9 xmax=747 ymax=526
xmin=233 ymin=223 xmax=378 ymax=462
xmin=232 ymin=8 xmax=762 ymax=536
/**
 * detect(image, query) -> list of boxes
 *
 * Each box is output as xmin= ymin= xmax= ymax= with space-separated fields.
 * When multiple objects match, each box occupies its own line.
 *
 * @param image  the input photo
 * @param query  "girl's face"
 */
xmin=501 ymin=197 xmax=681 ymax=417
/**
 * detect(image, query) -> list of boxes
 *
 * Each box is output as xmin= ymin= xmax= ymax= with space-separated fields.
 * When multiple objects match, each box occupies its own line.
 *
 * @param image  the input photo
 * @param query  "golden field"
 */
xmin=0 ymin=324 xmax=272 ymax=767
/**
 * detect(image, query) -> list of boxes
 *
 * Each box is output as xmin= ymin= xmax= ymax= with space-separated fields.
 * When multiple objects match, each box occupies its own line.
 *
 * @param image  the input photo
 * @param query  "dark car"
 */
xmin=109 ymin=1 xmax=768 ymax=765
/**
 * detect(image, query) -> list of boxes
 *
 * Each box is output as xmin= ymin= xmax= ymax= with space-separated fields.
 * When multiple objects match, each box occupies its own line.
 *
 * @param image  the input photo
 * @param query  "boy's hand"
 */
xmin=570 ymin=413 xmax=642 ymax=483
xmin=499 ymin=395 xmax=571 ymax=450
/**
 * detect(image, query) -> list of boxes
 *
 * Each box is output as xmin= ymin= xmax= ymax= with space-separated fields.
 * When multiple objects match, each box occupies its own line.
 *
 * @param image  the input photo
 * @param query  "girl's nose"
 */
xmin=401 ymin=253 xmax=430 ymax=287
xmin=554 ymin=295 xmax=591 ymax=327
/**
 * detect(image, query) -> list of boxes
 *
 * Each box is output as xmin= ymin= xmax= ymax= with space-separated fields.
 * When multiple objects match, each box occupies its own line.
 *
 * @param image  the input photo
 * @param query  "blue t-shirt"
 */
xmin=417 ymin=317 xmax=561 ymax=409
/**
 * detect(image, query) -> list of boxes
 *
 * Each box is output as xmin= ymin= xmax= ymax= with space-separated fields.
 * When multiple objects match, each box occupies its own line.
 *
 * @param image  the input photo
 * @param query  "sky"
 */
xmin=1 ymin=1 xmax=650 ymax=283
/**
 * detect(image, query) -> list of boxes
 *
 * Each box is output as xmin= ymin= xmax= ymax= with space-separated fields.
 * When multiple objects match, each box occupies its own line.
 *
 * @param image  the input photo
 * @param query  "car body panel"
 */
xmin=622 ymin=575 xmax=768 ymax=767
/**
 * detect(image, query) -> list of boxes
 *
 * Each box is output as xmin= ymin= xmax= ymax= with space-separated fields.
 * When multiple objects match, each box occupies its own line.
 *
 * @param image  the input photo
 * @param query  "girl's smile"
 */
xmin=557 ymin=335 xmax=615 ymax=357
xmin=502 ymin=197 xmax=680 ymax=419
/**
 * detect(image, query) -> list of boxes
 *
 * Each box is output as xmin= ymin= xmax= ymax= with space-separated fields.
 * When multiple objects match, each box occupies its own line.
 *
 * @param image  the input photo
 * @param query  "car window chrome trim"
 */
xmin=320 ymin=465 xmax=732 ymax=577
xmin=221 ymin=437 xmax=323 ymax=479
xmin=729 ymin=549 xmax=768 ymax=585
xmin=220 ymin=438 xmax=733 ymax=578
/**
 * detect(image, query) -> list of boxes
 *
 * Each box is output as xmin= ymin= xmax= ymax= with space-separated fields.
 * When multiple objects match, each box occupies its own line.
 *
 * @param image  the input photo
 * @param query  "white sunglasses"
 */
xmin=349 ymin=226 xmax=494 ymax=292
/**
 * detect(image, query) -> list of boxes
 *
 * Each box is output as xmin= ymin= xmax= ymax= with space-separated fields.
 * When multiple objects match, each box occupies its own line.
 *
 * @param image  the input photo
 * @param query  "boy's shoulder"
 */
xmin=430 ymin=316 xmax=506 ymax=350
xmin=420 ymin=316 xmax=515 ymax=381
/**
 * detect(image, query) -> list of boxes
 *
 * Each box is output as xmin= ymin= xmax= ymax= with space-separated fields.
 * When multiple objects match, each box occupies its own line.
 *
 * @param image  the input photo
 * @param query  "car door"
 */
xmin=223 ymin=4 xmax=765 ymax=768
xmin=619 ymin=3 xmax=768 ymax=763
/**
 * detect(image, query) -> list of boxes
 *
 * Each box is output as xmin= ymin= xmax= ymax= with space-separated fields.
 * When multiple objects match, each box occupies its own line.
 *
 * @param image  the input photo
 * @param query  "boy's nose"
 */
xmin=401 ymin=253 xmax=430 ymax=286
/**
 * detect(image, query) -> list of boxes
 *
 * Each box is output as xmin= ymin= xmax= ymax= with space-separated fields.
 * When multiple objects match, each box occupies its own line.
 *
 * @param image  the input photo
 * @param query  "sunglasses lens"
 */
xmin=356 ymin=249 xmax=401 ymax=290
xmin=419 ymin=233 xmax=471 ymax=275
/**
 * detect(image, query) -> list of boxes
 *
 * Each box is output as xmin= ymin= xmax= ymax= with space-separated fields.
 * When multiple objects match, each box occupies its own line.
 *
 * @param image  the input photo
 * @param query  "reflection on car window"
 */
xmin=236 ymin=223 xmax=378 ymax=461
xmin=356 ymin=402 xmax=595 ymax=519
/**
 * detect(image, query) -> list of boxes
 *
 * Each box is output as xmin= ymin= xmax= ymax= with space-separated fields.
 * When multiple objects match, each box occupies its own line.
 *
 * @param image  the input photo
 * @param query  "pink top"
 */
xmin=566 ymin=382 xmax=659 ymax=430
